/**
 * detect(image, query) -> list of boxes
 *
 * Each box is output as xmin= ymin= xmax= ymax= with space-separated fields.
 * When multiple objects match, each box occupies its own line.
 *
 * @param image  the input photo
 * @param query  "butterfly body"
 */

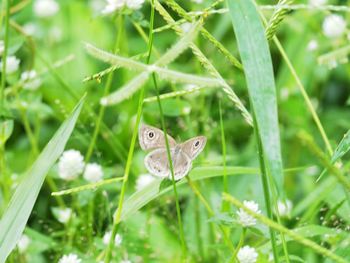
xmin=139 ymin=124 xmax=206 ymax=180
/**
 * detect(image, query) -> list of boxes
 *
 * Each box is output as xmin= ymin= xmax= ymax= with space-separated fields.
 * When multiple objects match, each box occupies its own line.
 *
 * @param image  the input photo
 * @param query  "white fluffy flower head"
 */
xmin=0 ymin=56 xmax=20 ymax=74
xmin=58 ymin=149 xmax=85 ymax=181
xmin=102 ymin=0 xmax=144 ymax=14
xmin=58 ymin=253 xmax=82 ymax=263
xmin=0 ymin=41 xmax=4 ymax=56
xmin=309 ymin=0 xmax=326 ymax=6
xmin=58 ymin=208 xmax=72 ymax=224
xmin=34 ymin=0 xmax=60 ymax=17
xmin=237 ymin=200 xmax=261 ymax=227
xmin=103 ymin=231 xmax=122 ymax=246
xmin=83 ymin=163 xmax=103 ymax=182
xmin=136 ymin=174 xmax=155 ymax=191
xmin=277 ymin=199 xmax=292 ymax=217
xmin=322 ymin=14 xmax=346 ymax=39
xmin=237 ymin=246 xmax=258 ymax=263
xmin=21 ymin=70 xmax=42 ymax=90
xmin=307 ymin=39 xmax=318 ymax=51
xmin=17 ymin=234 xmax=31 ymax=253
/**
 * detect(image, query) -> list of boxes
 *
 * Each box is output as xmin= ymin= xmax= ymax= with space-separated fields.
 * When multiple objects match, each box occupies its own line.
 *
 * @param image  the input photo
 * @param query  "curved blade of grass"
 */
xmin=227 ymin=0 xmax=284 ymax=196
xmin=120 ymin=166 xmax=258 ymax=221
xmin=0 ymin=97 xmax=84 ymax=263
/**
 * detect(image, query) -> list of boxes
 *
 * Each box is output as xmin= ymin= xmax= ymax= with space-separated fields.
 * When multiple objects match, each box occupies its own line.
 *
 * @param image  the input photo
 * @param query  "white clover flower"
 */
xmin=125 ymin=0 xmax=145 ymax=10
xmin=322 ymin=14 xmax=346 ymax=39
xmin=57 ymin=208 xmax=72 ymax=224
xmin=34 ymin=0 xmax=59 ymax=17
xmin=309 ymin=0 xmax=326 ymax=6
xmin=307 ymin=39 xmax=318 ymax=51
xmin=0 ymin=56 xmax=20 ymax=74
xmin=58 ymin=253 xmax=82 ymax=263
xmin=0 ymin=41 xmax=4 ymax=56
xmin=23 ymin=23 xmax=37 ymax=37
xmin=83 ymin=163 xmax=103 ymax=183
xmin=21 ymin=70 xmax=42 ymax=90
xmin=102 ymin=0 xmax=125 ymax=14
xmin=277 ymin=199 xmax=292 ymax=217
xmin=17 ymin=234 xmax=31 ymax=253
xmin=103 ymin=231 xmax=122 ymax=246
xmin=136 ymin=174 xmax=155 ymax=191
xmin=237 ymin=200 xmax=261 ymax=227
xmin=237 ymin=246 xmax=258 ymax=263
xmin=58 ymin=149 xmax=85 ymax=181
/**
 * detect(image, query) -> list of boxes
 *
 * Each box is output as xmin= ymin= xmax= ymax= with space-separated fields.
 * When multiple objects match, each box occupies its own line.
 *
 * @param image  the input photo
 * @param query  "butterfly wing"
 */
xmin=144 ymin=148 xmax=192 ymax=180
xmin=144 ymin=148 xmax=170 ymax=178
xmin=139 ymin=124 xmax=176 ymax=151
xmin=172 ymin=151 xmax=192 ymax=180
xmin=180 ymin=136 xmax=207 ymax=160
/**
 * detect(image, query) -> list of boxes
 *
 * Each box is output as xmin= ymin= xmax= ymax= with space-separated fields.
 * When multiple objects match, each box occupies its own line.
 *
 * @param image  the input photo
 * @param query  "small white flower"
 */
xmin=191 ymin=0 xmax=203 ymax=3
xmin=136 ymin=174 xmax=155 ymax=191
xmin=237 ymin=200 xmax=260 ymax=227
xmin=57 ymin=208 xmax=72 ymax=224
xmin=17 ymin=234 xmax=31 ymax=253
xmin=277 ymin=199 xmax=292 ymax=217
xmin=102 ymin=0 xmax=125 ymax=14
xmin=34 ymin=0 xmax=59 ymax=17
xmin=125 ymin=0 xmax=145 ymax=10
xmin=0 ymin=41 xmax=4 ymax=56
xmin=309 ymin=0 xmax=326 ymax=6
xmin=103 ymin=231 xmax=122 ymax=246
xmin=49 ymin=26 xmax=63 ymax=42
xmin=0 ymin=56 xmax=20 ymax=74
xmin=23 ymin=23 xmax=37 ymax=36
xmin=83 ymin=163 xmax=104 ymax=183
xmin=307 ymin=39 xmax=318 ymax=51
xmin=237 ymin=246 xmax=258 ymax=263
xmin=58 ymin=253 xmax=82 ymax=263
xmin=21 ymin=70 xmax=42 ymax=90
xmin=58 ymin=149 xmax=85 ymax=181
xmin=322 ymin=14 xmax=346 ymax=39
xmin=121 ymin=260 xmax=131 ymax=263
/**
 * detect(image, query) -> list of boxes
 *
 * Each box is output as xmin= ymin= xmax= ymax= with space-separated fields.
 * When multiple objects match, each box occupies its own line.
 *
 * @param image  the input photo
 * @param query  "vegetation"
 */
xmin=0 ymin=0 xmax=350 ymax=262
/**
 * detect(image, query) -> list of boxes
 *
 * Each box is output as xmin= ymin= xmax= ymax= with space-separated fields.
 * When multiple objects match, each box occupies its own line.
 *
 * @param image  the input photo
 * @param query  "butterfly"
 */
xmin=138 ymin=124 xmax=206 ymax=180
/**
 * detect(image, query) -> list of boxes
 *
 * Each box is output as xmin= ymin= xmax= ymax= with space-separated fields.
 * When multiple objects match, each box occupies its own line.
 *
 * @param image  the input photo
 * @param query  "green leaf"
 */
xmin=120 ymin=166 xmax=258 ymax=221
xmin=332 ymin=130 xmax=350 ymax=163
xmin=0 ymin=119 xmax=13 ymax=145
xmin=0 ymin=97 xmax=85 ymax=263
xmin=227 ymin=0 xmax=284 ymax=196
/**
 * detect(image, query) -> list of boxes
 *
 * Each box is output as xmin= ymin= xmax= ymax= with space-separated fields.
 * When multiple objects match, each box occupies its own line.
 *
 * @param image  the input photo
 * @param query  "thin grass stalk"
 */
xmin=219 ymin=100 xmax=229 ymax=212
xmin=153 ymin=0 xmax=253 ymax=126
xmin=252 ymin=114 xmax=279 ymax=262
xmin=0 ymin=0 xmax=10 ymax=110
xmin=104 ymin=2 xmax=161 ymax=261
xmin=223 ymin=193 xmax=348 ymax=263
xmin=85 ymin=14 xmax=123 ymax=163
xmin=151 ymin=73 xmax=188 ymax=257
xmin=186 ymin=177 xmax=234 ymax=251
xmin=85 ymin=15 xmax=124 ymax=246
xmin=229 ymin=228 xmax=246 ymax=263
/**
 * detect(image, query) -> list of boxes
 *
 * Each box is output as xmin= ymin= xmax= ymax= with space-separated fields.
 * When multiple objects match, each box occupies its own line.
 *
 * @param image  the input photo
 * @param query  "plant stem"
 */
xmin=253 ymin=114 xmax=279 ymax=262
xmin=104 ymin=2 xmax=158 ymax=262
xmin=229 ymin=228 xmax=246 ymax=263
xmin=0 ymin=0 xmax=10 ymax=110
xmin=219 ymin=100 xmax=228 ymax=212
xmin=223 ymin=193 xmax=348 ymax=263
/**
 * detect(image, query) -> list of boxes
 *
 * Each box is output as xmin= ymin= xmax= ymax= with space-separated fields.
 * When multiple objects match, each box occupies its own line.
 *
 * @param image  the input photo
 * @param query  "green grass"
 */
xmin=1 ymin=0 xmax=350 ymax=262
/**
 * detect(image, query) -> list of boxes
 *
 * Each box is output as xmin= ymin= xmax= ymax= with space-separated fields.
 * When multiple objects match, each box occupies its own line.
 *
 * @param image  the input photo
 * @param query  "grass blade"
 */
xmin=0 ymin=97 xmax=84 ymax=263
xmin=227 ymin=0 xmax=284 ymax=195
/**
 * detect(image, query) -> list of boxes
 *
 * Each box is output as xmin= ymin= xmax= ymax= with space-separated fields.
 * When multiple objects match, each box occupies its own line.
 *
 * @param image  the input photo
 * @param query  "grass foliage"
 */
xmin=1 ymin=0 xmax=350 ymax=262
